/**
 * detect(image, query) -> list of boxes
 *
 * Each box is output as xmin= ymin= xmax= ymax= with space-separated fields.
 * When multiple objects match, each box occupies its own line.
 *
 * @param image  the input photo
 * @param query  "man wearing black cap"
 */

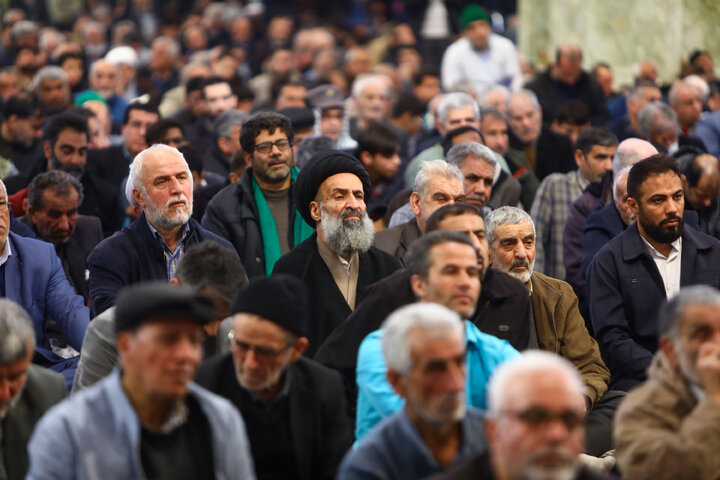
xmin=273 ymin=150 xmax=401 ymax=355
xmin=27 ymin=282 xmax=256 ymax=479
xmin=202 ymin=112 xmax=314 ymax=278
xmin=196 ymin=274 xmax=353 ymax=480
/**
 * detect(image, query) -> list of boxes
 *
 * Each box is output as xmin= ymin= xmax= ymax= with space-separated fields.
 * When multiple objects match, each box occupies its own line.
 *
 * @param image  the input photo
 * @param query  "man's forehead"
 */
xmin=143 ymin=154 xmax=187 ymax=177
xmin=430 ymin=241 xmax=478 ymax=262
xmin=425 ymin=176 xmax=464 ymax=196
xmin=128 ymin=110 xmax=158 ymax=123
xmin=494 ymin=221 xmax=534 ymax=239
xmin=447 ymin=104 xmax=476 ymax=118
xmin=437 ymin=213 xmax=484 ymax=231
xmin=681 ymin=304 xmax=720 ymax=330
xmin=320 ymin=172 xmax=363 ymax=192
xmin=639 ymin=171 xmax=683 ymax=197
xmin=462 ymin=155 xmax=494 ymax=173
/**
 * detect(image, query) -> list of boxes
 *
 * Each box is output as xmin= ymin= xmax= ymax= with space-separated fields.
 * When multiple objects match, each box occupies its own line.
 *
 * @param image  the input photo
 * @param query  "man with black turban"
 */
xmin=272 ymin=150 xmax=401 ymax=356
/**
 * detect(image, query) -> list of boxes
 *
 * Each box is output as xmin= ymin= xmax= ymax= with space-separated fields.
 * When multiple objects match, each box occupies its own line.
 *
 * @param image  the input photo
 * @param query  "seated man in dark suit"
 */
xmin=196 ymin=274 xmax=352 ymax=480
xmin=0 ymin=179 xmax=89 ymax=387
xmin=87 ymin=144 xmax=235 ymax=316
xmin=0 ymin=298 xmax=66 ymax=480
xmin=21 ymin=171 xmax=103 ymax=303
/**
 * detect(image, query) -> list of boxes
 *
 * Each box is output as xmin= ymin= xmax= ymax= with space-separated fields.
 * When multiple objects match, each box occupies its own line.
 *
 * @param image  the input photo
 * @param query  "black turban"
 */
xmin=230 ymin=274 xmax=309 ymax=338
xmin=294 ymin=150 xmax=372 ymax=227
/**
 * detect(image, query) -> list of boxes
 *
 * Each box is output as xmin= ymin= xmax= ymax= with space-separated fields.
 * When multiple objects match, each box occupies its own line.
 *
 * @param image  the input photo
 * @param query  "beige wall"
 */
xmin=518 ymin=0 xmax=720 ymax=87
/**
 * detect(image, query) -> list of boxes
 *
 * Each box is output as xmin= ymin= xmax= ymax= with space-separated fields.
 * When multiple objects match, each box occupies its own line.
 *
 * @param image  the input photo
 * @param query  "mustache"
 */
xmin=511 ymin=258 xmax=529 ymax=269
xmin=340 ymin=208 xmax=364 ymax=220
xmin=166 ymin=194 xmax=188 ymax=208
xmin=660 ymin=215 xmax=682 ymax=226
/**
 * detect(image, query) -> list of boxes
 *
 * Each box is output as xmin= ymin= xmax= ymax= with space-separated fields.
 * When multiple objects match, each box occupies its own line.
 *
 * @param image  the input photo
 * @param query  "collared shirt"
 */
xmin=317 ymin=235 xmax=359 ymax=310
xmin=641 ymin=235 xmax=683 ymax=298
xmin=145 ymin=217 xmax=191 ymax=280
xmin=355 ymin=321 xmax=519 ymax=441
xmin=530 ymin=169 xmax=590 ymax=280
xmin=441 ymin=35 xmax=523 ymax=92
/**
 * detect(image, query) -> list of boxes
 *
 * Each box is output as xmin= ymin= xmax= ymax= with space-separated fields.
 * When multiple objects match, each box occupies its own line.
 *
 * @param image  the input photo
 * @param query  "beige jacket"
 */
xmin=614 ymin=351 xmax=720 ymax=480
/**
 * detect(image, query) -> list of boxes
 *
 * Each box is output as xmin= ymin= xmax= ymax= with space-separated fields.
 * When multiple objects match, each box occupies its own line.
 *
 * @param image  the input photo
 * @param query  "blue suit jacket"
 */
xmin=4 ymin=232 xmax=90 ymax=364
xmin=587 ymin=223 xmax=720 ymax=391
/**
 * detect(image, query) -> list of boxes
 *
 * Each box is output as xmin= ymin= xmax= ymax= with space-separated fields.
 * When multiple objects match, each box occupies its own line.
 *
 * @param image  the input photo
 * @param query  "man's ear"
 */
xmin=387 ymin=369 xmax=407 ymax=398
xmin=410 ymin=273 xmax=426 ymax=300
xmin=132 ymin=188 xmax=145 ymax=210
xmin=289 ymin=337 xmax=309 ymax=361
xmin=659 ymin=337 xmax=680 ymax=368
xmin=43 ymin=140 xmax=52 ymax=162
xmin=217 ymin=137 xmax=229 ymax=156
xmin=574 ymin=148 xmax=584 ymax=168
xmin=310 ymin=200 xmax=321 ymax=223
xmin=681 ymin=173 xmax=689 ymax=190
xmin=410 ymin=192 xmax=422 ymax=217
xmin=627 ymin=196 xmax=639 ymax=215
xmin=243 ymin=150 xmax=253 ymax=167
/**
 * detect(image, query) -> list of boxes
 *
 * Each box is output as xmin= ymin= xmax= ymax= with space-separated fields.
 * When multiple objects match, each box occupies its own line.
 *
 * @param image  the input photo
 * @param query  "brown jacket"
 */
xmin=614 ymin=351 xmax=720 ymax=480
xmin=530 ymin=272 xmax=609 ymax=405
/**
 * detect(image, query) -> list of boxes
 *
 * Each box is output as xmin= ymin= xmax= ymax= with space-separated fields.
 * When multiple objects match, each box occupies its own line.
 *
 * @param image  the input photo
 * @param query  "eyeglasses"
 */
xmin=0 ymin=200 xmax=11 ymax=211
xmin=228 ymin=332 xmax=293 ymax=361
xmin=254 ymin=139 xmax=291 ymax=154
xmin=500 ymin=408 xmax=585 ymax=431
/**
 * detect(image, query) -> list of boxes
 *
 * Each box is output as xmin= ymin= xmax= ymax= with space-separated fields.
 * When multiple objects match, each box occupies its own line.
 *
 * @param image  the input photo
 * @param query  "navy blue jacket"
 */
xmin=587 ymin=223 xmax=720 ymax=391
xmin=87 ymin=212 xmax=235 ymax=316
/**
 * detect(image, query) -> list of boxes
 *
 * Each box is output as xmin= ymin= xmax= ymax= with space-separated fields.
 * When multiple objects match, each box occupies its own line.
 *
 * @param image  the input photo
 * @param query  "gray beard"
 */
xmin=320 ymin=206 xmax=374 ymax=257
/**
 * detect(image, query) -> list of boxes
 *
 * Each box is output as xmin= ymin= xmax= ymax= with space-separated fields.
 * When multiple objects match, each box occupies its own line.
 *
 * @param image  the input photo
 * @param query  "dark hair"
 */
xmin=174 ymin=241 xmax=248 ymax=305
xmin=239 ymin=112 xmax=293 ymax=154
xmin=185 ymin=76 xmax=207 ymax=95
xmin=689 ymin=50 xmax=711 ymax=66
xmin=55 ymin=51 xmax=84 ymax=68
xmin=356 ymin=121 xmax=399 ymax=157
xmin=442 ymin=125 xmax=485 ymax=155
xmin=392 ymin=93 xmax=425 ymax=118
xmin=2 ymin=91 xmax=41 ymax=119
xmin=555 ymin=100 xmax=590 ymax=126
xmin=271 ymin=79 xmax=307 ymax=103
xmin=296 ymin=136 xmax=334 ymax=169
xmin=68 ymin=105 xmax=97 ymax=120
xmin=574 ymin=127 xmax=618 ymax=156
xmin=234 ymin=82 xmax=255 ymax=102
xmin=412 ymin=66 xmax=439 ymax=87
xmin=425 ymin=203 xmax=484 ymax=233
xmin=28 ymin=170 xmax=84 ymax=209
xmin=177 ymin=144 xmax=203 ymax=175
xmin=627 ymin=154 xmax=681 ymax=201
xmin=678 ymin=148 xmax=718 ymax=188
xmin=200 ymin=76 xmax=231 ymax=98
xmin=146 ymin=118 xmax=185 ymax=145
xmin=406 ymin=230 xmax=475 ymax=279
xmin=122 ymin=102 xmax=159 ymax=125
xmin=43 ymin=111 xmax=88 ymax=147
xmin=230 ymin=149 xmax=247 ymax=175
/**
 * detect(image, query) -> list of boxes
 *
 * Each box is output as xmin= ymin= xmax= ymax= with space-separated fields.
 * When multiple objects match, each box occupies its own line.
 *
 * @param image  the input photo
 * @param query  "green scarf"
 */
xmin=252 ymin=167 xmax=314 ymax=275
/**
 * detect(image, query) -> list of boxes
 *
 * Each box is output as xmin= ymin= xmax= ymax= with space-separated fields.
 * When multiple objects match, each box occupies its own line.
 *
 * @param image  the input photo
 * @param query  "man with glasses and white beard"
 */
xmin=273 ymin=150 xmax=401 ymax=356
xmin=87 ymin=144 xmax=234 ymax=316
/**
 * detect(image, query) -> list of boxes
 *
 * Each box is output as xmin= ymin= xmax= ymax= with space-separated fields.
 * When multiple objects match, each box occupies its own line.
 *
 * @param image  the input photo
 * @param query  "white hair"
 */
xmin=487 ymin=350 xmax=584 ymax=416
xmin=612 ymin=165 xmax=633 ymax=202
xmin=0 ymin=298 xmax=35 ymax=363
xmin=351 ymin=73 xmax=390 ymax=99
xmin=413 ymin=159 xmax=464 ymax=197
xmin=32 ymin=65 xmax=68 ymax=90
xmin=105 ymin=46 xmax=139 ymax=68
xmin=129 ymin=144 xmax=193 ymax=201
xmin=0 ymin=179 xmax=7 ymax=200
xmin=682 ymin=75 xmax=710 ymax=103
xmin=382 ymin=303 xmax=465 ymax=375
xmin=485 ymin=206 xmax=535 ymax=245
xmin=479 ymin=85 xmax=510 ymax=110
xmin=152 ymin=36 xmax=181 ymax=60
xmin=445 ymin=142 xmax=497 ymax=169
xmin=506 ymin=89 xmax=540 ymax=114
xmin=438 ymin=92 xmax=479 ymax=124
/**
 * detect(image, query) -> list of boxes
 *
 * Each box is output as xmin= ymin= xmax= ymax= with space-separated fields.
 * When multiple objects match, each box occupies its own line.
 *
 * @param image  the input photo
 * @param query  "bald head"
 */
xmin=555 ymin=44 xmax=583 ymax=85
xmin=612 ymin=138 xmax=658 ymax=175
xmin=683 ymin=153 xmax=720 ymax=211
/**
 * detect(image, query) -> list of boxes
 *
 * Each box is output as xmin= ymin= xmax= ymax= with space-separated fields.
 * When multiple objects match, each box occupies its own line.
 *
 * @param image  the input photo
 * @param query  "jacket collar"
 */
xmin=621 ymin=222 xmax=715 ymax=262
xmin=528 ymin=272 xmax=562 ymax=308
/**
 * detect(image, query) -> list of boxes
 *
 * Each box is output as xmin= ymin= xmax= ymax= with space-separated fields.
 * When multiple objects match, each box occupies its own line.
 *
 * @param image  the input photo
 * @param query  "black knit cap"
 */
xmin=114 ymin=282 xmax=215 ymax=333
xmin=294 ymin=150 xmax=372 ymax=227
xmin=230 ymin=274 xmax=309 ymax=338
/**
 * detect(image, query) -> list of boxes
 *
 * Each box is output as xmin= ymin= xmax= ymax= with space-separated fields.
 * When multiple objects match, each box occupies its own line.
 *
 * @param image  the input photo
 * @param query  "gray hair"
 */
xmin=406 ymin=230 xmax=476 ymax=279
xmin=129 ymin=144 xmax=192 ymax=198
xmin=480 ymin=107 xmax=508 ymax=124
xmin=658 ymin=285 xmax=720 ymax=340
xmin=612 ymin=165 xmax=633 ymax=202
xmin=506 ymin=89 xmax=540 ymax=114
xmin=485 ymin=206 xmax=535 ymax=245
xmin=487 ymin=350 xmax=584 ymax=416
xmin=413 ymin=159 xmax=464 ymax=197
xmin=669 ymin=78 xmax=704 ymax=106
xmin=11 ymin=20 xmax=38 ymax=42
xmin=82 ymin=20 xmax=106 ymax=38
xmin=351 ymin=73 xmax=390 ymax=99
xmin=612 ymin=138 xmax=658 ymax=175
xmin=382 ymin=303 xmax=465 ymax=375
xmin=0 ymin=179 xmax=7 ymax=200
xmin=478 ymin=85 xmax=510 ymax=110
xmin=437 ymin=92 xmax=479 ymax=124
xmin=213 ymin=109 xmax=249 ymax=139
xmin=637 ymin=101 xmax=679 ymax=138
xmin=28 ymin=170 xmax=84 ymax=209
xmin=0 ymin=299 xmax=36 ymax=363
xmin=152 ymin=36 xmax=181 ymax=60
xmin=296 ymin=136 xmax=335 ymax=169
xmin=32 ymin=65 xmax=68 ymax=90
xmin=446 ymin=142 xmax=496 ymax=169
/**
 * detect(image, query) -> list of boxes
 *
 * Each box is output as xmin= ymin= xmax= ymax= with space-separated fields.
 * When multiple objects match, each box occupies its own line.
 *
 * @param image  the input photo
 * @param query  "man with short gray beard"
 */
xmin=273 ymin=150 xmax=401 ymax=356
xmin=87 ymin=144 xmax=235 ymax=316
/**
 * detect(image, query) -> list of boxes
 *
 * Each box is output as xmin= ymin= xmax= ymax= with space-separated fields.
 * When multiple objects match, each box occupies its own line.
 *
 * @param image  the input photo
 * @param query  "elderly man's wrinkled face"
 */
xmin=356 ymin=82 xmax=388 ymax=123
xmin=37 ymin=78 xmax=69 ymax=115
xmin=118 ymin=318 xmax=204 ymax=400
xmin=90 ymin=61 xmax=117 ymax=100
xmin=392 ymin=325 xmax=467 ymax=424
xmin=441 ymin=105 xmax=479 ymax=135
xmin=231 ymin=313 xmax=304 ymax=396
xmin=135 ymin=150 xmax=193 ymax=231
xmin=0 ymin=347 xmax=32 ymax=418
xmin=508 ymin=96 xmax=541 ymax=145
xmin=411 ymin=242 xmax=480 ymax=319
xmin=486 ymin=371 xmax=586 ymax=480
xmin=491 ymin=220 xmax=536 ymax=284
xmin=30 ymin=186 xmax=79 ymax=244
xmin=411 ymin=176 xmax=466 ymax=232
xmin=459 ymin=155 xmax=494 ymax=208
xmin=673 ymin=84 xmax=702 ymax=131
xmin=664 ymin=304 xmax=720 ymax=387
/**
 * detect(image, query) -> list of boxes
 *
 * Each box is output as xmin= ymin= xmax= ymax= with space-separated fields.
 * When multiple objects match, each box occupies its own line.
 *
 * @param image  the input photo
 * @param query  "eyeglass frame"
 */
xmin=253 ymin=139 xmax=292 ymax=154
xmin=0 ymin=200 xmax=12 ymax=211
xmin=227 ymin=330 xmax=294 ymax=361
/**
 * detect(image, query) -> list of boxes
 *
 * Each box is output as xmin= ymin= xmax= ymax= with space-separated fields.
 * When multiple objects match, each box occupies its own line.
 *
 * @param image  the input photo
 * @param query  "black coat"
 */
xmin=20 ymin=214 xmax=103 ymax=303
xmin=588 ymin=223 xmax=720 ymax=391
xmin=314 ymin=267 xmax=530 ymax=408
xmin=509 ymin=125 xmax=575 ymax=181
xmin=87 ymin=212 xmax=236 ymax=316
xmin=272 ymin=232 xmax=401 ymax=357
xmin=195 ymin=354 xmax=353 ymax=480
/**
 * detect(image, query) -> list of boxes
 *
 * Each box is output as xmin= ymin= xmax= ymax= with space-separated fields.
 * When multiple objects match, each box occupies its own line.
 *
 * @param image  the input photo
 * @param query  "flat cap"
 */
xmin=115 ymin=282 xmax=214 ymax=333
xmin=294 ymin=150 xmax=372 ymax=227
xmin=231 ymin=274 xmax=308 ymax=338
xmin=307 ymin=84 xmax=345 ymax=110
